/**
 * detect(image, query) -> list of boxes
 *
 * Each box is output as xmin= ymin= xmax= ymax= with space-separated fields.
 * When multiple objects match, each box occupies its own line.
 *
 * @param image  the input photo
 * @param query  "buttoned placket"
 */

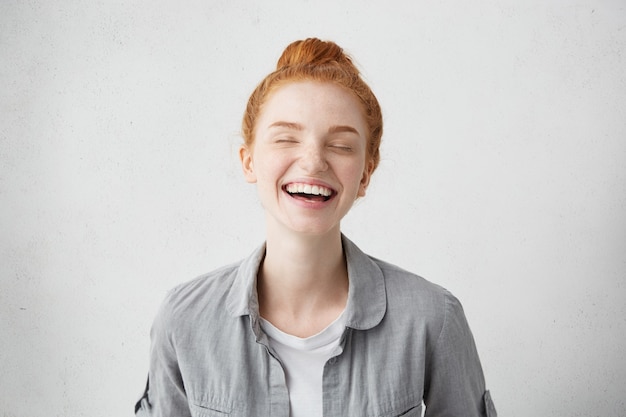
xmin=251 ymin=316 xmax=290 ymax=417
xmin=321 ymin=327 xmax=351 ymax=416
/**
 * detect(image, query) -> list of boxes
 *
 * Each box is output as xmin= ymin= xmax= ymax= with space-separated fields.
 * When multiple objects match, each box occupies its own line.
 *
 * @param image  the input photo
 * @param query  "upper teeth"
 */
xmin=286 ymin=183 xmax=332 ymax=197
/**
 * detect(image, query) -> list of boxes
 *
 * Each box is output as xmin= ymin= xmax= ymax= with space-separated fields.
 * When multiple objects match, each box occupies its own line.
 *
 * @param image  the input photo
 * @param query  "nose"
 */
xmin=298 ymin=143 xmax=328 ymax=173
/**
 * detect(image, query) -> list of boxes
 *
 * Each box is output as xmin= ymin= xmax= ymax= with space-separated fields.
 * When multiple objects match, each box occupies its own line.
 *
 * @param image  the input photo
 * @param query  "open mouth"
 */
xmin=283 ymin=183 xmax=335 ymax=202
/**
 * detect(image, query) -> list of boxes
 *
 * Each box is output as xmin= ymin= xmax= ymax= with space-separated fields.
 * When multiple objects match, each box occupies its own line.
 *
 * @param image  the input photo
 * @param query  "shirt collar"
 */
xmin=225 ymin=234 xmax=387 ymax=331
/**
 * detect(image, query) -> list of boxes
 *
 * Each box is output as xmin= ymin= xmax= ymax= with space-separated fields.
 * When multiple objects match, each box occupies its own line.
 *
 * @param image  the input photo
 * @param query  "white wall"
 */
xmin=1 ymin=1 xmax=625 ymax=416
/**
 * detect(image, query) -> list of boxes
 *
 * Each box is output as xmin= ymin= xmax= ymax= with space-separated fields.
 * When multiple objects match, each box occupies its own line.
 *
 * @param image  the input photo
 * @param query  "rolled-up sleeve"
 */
xmin=424 ymin=290 xmax=497 ymax=417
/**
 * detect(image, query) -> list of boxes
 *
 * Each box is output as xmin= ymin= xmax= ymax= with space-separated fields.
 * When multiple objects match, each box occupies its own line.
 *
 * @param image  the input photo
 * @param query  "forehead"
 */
xmin=256 ymin=81 xmax=367 ymax=134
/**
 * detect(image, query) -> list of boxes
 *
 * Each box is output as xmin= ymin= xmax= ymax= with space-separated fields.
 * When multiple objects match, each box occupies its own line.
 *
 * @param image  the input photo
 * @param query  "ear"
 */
xmin=357 ymin=160 xmax=374 ymax=198
xmin=239 ymin=145 xmax=257 ymax=183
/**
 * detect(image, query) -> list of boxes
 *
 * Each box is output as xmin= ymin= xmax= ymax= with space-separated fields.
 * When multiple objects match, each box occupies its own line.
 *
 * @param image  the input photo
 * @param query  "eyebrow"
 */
xmin=268 ymin=121 xmax=303 ymax=130
xmin=268 ymin=121 xmax=359 ymax=135
xmin=328 ymin=125 xmax=359 ymax=135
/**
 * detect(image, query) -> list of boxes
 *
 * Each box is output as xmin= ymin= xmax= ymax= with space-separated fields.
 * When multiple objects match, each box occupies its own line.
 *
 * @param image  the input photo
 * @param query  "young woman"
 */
xmin=136 ymin=38 xmax=497 ymax=417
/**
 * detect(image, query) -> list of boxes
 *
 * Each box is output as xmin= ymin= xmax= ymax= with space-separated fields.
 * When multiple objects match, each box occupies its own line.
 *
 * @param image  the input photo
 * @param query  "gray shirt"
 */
xmin=136 ymin=235 xmax=497 ymax=416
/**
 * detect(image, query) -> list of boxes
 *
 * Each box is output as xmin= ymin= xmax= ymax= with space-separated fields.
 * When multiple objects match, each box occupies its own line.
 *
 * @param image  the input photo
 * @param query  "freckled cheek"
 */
xmin=254 ymin=156 xmax=291 ymax=184
xmin=340 ymin=163 xmax=367 ymax=183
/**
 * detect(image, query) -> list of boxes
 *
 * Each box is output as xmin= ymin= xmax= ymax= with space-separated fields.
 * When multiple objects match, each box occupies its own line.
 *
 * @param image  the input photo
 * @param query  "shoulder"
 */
xmin=370 ymin=256 xmax=466 ymax=327
xmin=155 ymin=261 xmax=242 ymax=329
xmin=371 ymin=256 xmax=450 ymax=302
xmin=168 ymin=262 xmax=240 ymax=302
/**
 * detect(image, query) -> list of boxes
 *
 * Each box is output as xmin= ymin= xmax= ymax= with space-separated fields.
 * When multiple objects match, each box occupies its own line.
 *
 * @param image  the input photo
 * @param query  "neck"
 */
xmin=258 ymin=225 xmax=348 ymax=337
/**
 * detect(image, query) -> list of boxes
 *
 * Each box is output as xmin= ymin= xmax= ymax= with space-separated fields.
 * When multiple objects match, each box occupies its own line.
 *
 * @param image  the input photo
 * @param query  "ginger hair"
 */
xmin=241 ymin=38 xmax=383 ymax=173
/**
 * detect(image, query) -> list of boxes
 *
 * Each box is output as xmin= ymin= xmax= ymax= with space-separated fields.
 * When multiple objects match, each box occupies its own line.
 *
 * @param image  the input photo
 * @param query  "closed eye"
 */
xmin=329 ymin=144 xmax=353 ymax=152
xmin=275 ymin=137 xmax=299 ymax=144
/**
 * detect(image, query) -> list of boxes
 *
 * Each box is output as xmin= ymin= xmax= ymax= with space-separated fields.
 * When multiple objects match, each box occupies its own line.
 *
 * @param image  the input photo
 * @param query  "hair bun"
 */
xmin=276 ymin=38 xmax=355 ymax=71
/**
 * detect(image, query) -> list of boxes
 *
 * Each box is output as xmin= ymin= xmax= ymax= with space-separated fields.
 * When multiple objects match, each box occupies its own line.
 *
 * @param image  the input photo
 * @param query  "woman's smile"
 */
xmin=284 ymin=182 xmax=334 ymax=199
xmin=283 ymin=181 xmax=336 ymax=206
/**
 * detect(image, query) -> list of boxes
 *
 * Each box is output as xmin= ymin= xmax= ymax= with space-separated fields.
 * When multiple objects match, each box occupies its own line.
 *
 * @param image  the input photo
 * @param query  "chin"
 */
xmin=285 ymin=221 xmax=341 ymax=238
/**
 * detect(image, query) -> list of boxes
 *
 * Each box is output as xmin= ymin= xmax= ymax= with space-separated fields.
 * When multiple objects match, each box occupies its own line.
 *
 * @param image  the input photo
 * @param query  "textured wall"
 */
xmin=1 ymin=1 xmax=625 ymax=416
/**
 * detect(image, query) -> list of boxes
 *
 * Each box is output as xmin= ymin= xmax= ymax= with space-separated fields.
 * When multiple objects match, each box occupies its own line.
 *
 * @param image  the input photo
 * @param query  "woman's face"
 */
xmin=240 ymin=81 xmax=373 ymax=237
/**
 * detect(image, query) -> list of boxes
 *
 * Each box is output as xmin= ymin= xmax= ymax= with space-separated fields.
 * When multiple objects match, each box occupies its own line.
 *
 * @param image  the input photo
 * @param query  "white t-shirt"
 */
xmin=260 ymin=312 xmax=346 ymax=417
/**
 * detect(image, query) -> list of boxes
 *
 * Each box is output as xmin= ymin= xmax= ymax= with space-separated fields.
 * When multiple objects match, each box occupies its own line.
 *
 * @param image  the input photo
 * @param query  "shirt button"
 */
xmin=328 ymin=357 xmax=337 ymax=365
